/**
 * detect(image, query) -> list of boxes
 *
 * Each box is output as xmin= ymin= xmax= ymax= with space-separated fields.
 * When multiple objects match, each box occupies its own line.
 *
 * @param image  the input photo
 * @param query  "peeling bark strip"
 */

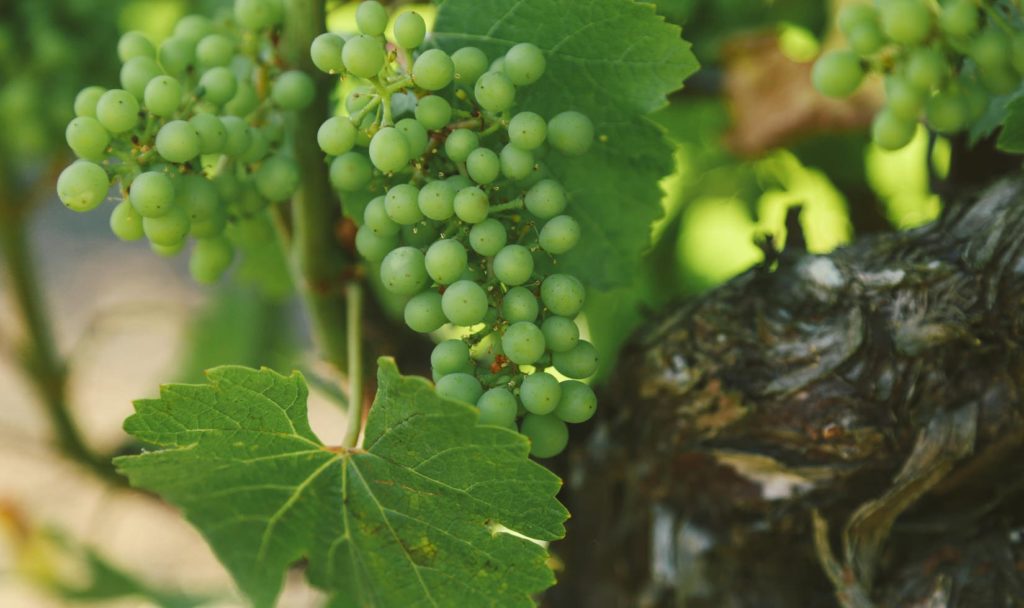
xmin=552 ymin=178 xmax=1024 ymax=608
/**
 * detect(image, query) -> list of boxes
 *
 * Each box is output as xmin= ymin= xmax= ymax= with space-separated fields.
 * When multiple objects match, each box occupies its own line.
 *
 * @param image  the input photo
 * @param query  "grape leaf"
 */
xmin=114 ymin=358 xmax=567 ymax=608
xmin=997 ymin=95 xmax=1024 ymax=154
xmin=433 ymin=0 xmax=698 ymax=289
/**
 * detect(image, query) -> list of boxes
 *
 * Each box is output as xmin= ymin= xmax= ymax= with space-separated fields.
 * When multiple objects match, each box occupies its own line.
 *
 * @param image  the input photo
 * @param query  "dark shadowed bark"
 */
xmin=550 ymin=174 xmax=1024 ymax=607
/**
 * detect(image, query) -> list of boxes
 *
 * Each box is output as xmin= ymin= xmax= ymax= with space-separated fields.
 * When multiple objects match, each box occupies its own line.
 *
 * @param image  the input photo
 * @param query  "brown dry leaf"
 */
xmin=723 ymin=32 xmax=882 ymax=157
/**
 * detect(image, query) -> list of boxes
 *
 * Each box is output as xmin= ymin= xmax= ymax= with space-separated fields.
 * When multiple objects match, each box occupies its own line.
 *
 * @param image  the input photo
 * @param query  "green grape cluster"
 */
xmin=812 ymin=0 xmax=1024 ymax=150
xmin=55 ymin=0 xmax=313 ymax=284
xmin=315 ymin=1 xmax=599 ymax=458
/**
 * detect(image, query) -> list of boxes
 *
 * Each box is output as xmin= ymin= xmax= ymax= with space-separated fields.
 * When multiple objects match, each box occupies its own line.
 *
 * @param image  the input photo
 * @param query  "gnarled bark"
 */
xmin=551 ymin=177 xmax=1024 ymax=607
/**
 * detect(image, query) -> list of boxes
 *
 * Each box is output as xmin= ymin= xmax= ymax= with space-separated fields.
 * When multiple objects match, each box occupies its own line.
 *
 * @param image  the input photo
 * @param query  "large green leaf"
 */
xmin=997 ymin=95 xmax=1024 ymax=154
xmin=433 ymin=0 xmax=698 ymax=289
xmin=115 ymin=358 xmax=567 ymax=608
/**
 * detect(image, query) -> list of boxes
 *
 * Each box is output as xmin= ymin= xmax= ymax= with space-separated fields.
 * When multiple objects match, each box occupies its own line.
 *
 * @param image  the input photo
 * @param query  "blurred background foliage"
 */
xmin=0 ymin=0 xmax=951 ymax=604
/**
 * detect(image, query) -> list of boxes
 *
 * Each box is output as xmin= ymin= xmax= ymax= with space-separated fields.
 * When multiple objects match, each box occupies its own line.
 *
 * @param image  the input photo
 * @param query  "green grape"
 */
xmin=143 ymin=205 xmax=190 ymax=246
xmin=120 ymin=56 xmax=163 ymax=100
xmin=224 ymin=81 xmax=259 ymax=116
xmin=234 ymin=0 xmax=284 ymax=30
xmin=508 ymin=112 xmax=546 ymax=150
xmin=57 ymin=161 xmax=109 ymax=212
xmin=552 ymin=340 xmax=598 ymax=379
xmin=444 ymin=128 xmax=479 ymax=162
xmin=425 ymin=239 xmax=467 ymax=285
xmin=939 ymin=0 xmax=979 ymax=39
xmin=436 ymin=373 xmax=483 ymax=405
xmin=74 ymin=86 xmax=106 ymax=118
xmin=151 ymin=240 xmax=186 ymax=257
xmin=255 ymin=155 xmax=300 ymax=202
xmin=469 ymin=219 xmax=507 ymax=256
xmin=413 ymin=49 xmax=455 ymax=91
xmin=971 ymin=28 xmax=1011 ymax=74
xmin=95 ymin=89 xmax=140 ymax=134
xmin=885 ymin=76 xmax=924 ymax=120
xmin=476 ymin=388 xmax=518 ymax=427
xmin=453 ymin=187 xmax=489 ymax=224
xmin=221 ymin=115 xmax=251 ymax=156
xmin=525 ymin=179 xmax=566 ymax=219
xmin=188 ymin=236 xmax=234 ymax=283
xmin=189 ymin=113 xmax=227 ymax=154
xmin=474 ymin=71 xmax=515 ymax=112
xmin=364 ymin=195 xmax=400 ymax=236
xmin=317 ymin=117 xmax=357 ymax=156
xmin=156 ymin=120 xmax=201 ymax=163
xmin=501 ymin=321 xmax=545 ymax=365
xmin=369 ymin=127 xmax=411 ymax=173
xmin=237 ymin=183 xmax=267 ymax=213
xmin=330 ymin=152 xmax=373 ymax=191
xmin=385 ymin=184 xmax=423 ymax=225
xmin=118 ymin=31 xmax=155 ymax=62
xmin=110 ymin=200 xmax=145 ymax=241
xmin=489 ymin=57 xmax=507 ymax=74
xmin=520 ymin=372 xmax=561 ymax=415
xmin=847 ymin=21 xmax=884 ymax=56
xmin=356 ymin=0 xmax=388 ymax=36
xmin=417 ymin=180 xmax=456 ymax=221
xmin=452 ymin=47 xmax=489 ymax=85
xmin=415 ymin=95 xmax=452 ymax=130
xmin=446 ymin=174 xmax=473 ymax=191
xmin=520 ymin=414 xmax=568 ymax=458
xmin=493 ymin=245 xmax=534 ymax=286
xmin=65 ymin=117 xmax=110 ymax=159
xmin=879 ymin=0 xmax=933 ymax=45
xmin=555 ymin=381 xmax=596 ymax=424
xmin=503 ymin=42 xmax=546 ymax=86
xmin=343 ymin=35 xmax=386 ymax=78
xmin=404 ymin=291 xmax=448 ymax=333
xmin=404 ymin=223 xmax=440 ymax=249
xmin=380 ymin=246 xmax=429 ymax=295
xmin=466 ymin=148 xmax=500 ymax=184
xmin=396 ymin=118 xmax=429 ymax=157
xmin=541 ymin=273 xmax=585 ymax=316
xmin=500 ymin=144 xmax=534 ymax=181
xmin=177 ymin=175 xmax=220 ymax=222
xmin=926 ymin=91 xmax=967 ymax=133
xmin=190 ymin=208 xmax=229 ymax=239
xmin=541 ymin=316 xmax=579 ymax=352
xmin=144 ymin=75 xmax=182 ymax=117
xmin=271 ymin=70 xmax=314 ymax=110
xmin=199 ymin=66 xmax=238 ymax=106
xmin=548 ymin=111 xmax=594 ymax=156
xmin=539 ymin=215 xmax=579 ymax=255
xmin=129 ymin=172 xmax=174 ymax=217
xmin=871 ymin=108 xmax=916 ymax=150
xmin=837 ymin=4 xmax=877 ymax=34
xmin=441 ymin=280 xmax=489 ymax=326
xmin=394 ymin=11 xmax=426 ymax=49
xmin=346 ymin=86 xmax=374 ymax=113
xmin=811 ymin=50 xmax=864 ymax=98
xmin=502 ymin=286 xmax=539 ymax=323
xmin=310 ymin=33 xmax=346 ymax=74
xmin=158 ymin=36 xmax=196 ymax=75
xmin=196 ymin=34 xmax=235 ymax=68
xmin=174 ymin=15 xmax=214 ymax=42
xmin=905 ymin=48 xmax=947 ymax=91
xmin=355 ymin=226 xmax=398 ymax=262
xmin=432 ymin=339 xmax=472 ymax=376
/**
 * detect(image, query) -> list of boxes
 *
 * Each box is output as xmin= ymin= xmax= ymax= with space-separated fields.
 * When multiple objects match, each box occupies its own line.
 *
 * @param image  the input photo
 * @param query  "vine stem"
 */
xmin=341 ymin=282 xmax=364 ymax=448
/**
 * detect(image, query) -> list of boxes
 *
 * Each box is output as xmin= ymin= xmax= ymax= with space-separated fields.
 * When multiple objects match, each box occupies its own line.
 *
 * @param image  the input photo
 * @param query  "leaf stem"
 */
xmin=342 ymin=282 xmax=365 ymax=448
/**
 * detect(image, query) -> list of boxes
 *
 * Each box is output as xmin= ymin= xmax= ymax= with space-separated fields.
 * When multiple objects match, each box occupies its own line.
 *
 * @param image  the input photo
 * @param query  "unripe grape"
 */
xmin=158 ymin=36 xmax=196 ymax=75
xmin=905 ymin=48 xmax=947 ymax=91
xmin=555 ymin=381 xmax=597 ymax=423
xmin=152 ymin=240 xmax=186 ymax=257
xmin=926 ymin=91 xmax=967 ymax=134
xmin=469 ymin=219 xmax=507 ymax=256
xmin=74 ymin=86 xmax=106 ymax=118
xmin=502 ymin=321 xmax=545 ymax=365
xmin=196 ymin=34 xmax=235 ymax=68
xmin=369 ymin=127 xmax=411 ymax=173
xmin=431 ymin=339 xmax=471 ymax=376
xmin=541 ymin=273 xmax=585 ymax=316
xmin=343 ymin=35 xmax=386 ymax=78
xmin=500 ymin=144 xmax=534 ymax=180
xmin=541 ymin=316 xmax=579 ymax=352
xmin=380 ymin=246 xmax=429 ymax=295
xmin=452 ymin=47 xmax=489 ymax=85
xmin=234 ymin=0 xmax=284 ymax=30
xmin=355 ymin=226 xmax=397 ymax=262
xmin=317 ymin=117 xmax=357 ymax=156
xmin=404 ymin=291 xmax=448 ymax=333
xmin=426 ymin=239 xmax=468 ymax=285
xmin=346 ymin=86 xmax=374 ymax=113
xmin=130 ymin=171 xmax=174 ymax=217
xmin=394 ymin=11 xmax=426 ymax=49
xmin=436 ymin=373 xmax=483 ymax=405
xmin=190 ymin=208 xmax=228 ymax=239
xmin=418 ymin=180 xmax=456 ymax=221
xmin=118 ymin=31 xmax=155 ymax=62
xmin=971 ymin=28 xmax=1011 ymax=74
xmin=493 ymin=245 xmax=534 ymax=286
xmin=548 ymin=111 xmax=594 ymax=156
xmin=143 ymin=205 xmax=190 ymax=246
xmin=177 ymin=175 xmax=220 ymax=222
xmin=385 ymin=184 xmax=423 ymax=225
xmin=415 ymin=96 xmax=452 ymax=130
xmin=938 ymin=0 xmax=979 ymax=38
xmin=189 ymin=236 xmax=234 ymax=284
xmin=200 ymin=66 xmax=238 ymax=105
xmin=474 ymin=71 xmax=515 ymax=112
xmin=879 ymin=0 xmax=933 ymax=45
xmin=504 ymin=42 xmax=546 ymax=86
xmin=520 ymin=414 xmax=568 ymax=458
xmin=525 ymin=179 xmax=567 ymax=219
xmin=239 ymin=127 xmax=269 ymax=163
xmin=885 ymin=76 xmax=924 ymax=120
xmin=174 ymin=15 xmax=214 ymax=43
xmin=57 ymin=161 xmax=109 ymax=212
xmin=364 ymin=196 xmax=400 ymax=236
xmin=396 ymin=118 xmax=429 ymax=157
xmin=144 ymin=75 xmax=182 ymax=117
xmin=441 ymin=280 xmax=489 ymax=326
xmin=189 ymin=113 xmax=227 ymax=154
xmin=271 ymin=70 xmax=315 ymax=110
xmin=476 ymin=388 xmax=518 ymax=427
xmin=502 ymin=286 xmax=539 ymax=323
xmin=812 ymin=51 xmax=864 ymax=99
xmin=156 ymin=120 xmax=201 ymax=163
xmin=467 ymin=148 xmax=500 ymax=184
xmin=453 ymin=187 xmax=489 ymax=224
xmin=520 ymin=372 xmax=561 ymax=415
xmin=552 ymin=340 xmax=598 ymax=379
xmin=65 ymin=117 xmax=110 ymax=160
xmin=539 ymin=214 xmax=580 ymax=255
xmin=445 ymin=128 xmax=479 ymax=163
xmin=221 ymin=115 xmax=251 ymax=156
xmin=225 ymin=81 xmax=259 ymax=116
xmin=95 ymin=89 xmax=140 ymax=134
xmin=508 ymin=112 xmax=547 ymax=149
xmin=255 ymin=155 xmax=300 ymax=202
xmin=413 ymin=49 xmax=455 ymax=91
xmin=837 ymin=4 xmax=877 ymax=34
xmin=310 ymin=33 xmax=345 ymax=73
xmin=110 ymin=200 xmax=145 ymax=241
xmin=119 ymin=56 xmax=163 ymax=100
xmin=847 ymin=21 xmax=884 ymax=56
xmin=871 ymin=108 xmax=916 ymax=150
xmin=356 ymin=0 xmax=388 ymax=36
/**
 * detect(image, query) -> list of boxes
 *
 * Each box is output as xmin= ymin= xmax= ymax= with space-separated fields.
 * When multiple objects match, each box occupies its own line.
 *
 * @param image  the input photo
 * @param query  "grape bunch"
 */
xmin=812 ymin=0 xmax=1024 ymax=150
xmin=315 ymin=1 xmax=599 ymax=458
xmin=55 ymin=0 xmax=314 ymax=283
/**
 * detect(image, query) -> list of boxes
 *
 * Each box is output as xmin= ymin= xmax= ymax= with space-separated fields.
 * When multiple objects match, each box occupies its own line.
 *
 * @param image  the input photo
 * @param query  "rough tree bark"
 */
xmin=550 ymin=174 xmax=1024 ymax=607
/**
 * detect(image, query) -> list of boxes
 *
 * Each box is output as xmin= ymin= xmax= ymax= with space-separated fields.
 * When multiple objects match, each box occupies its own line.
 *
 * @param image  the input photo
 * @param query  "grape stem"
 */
xmin=341 ymin=282 xmax=364 ymax=448
xmin=384 ymin=76 xmax=414 ymax=94
xmin=488 ymin=198 xmax=525 ymax=214
xmin=371 ymin=79 xmax=394 ymax=126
